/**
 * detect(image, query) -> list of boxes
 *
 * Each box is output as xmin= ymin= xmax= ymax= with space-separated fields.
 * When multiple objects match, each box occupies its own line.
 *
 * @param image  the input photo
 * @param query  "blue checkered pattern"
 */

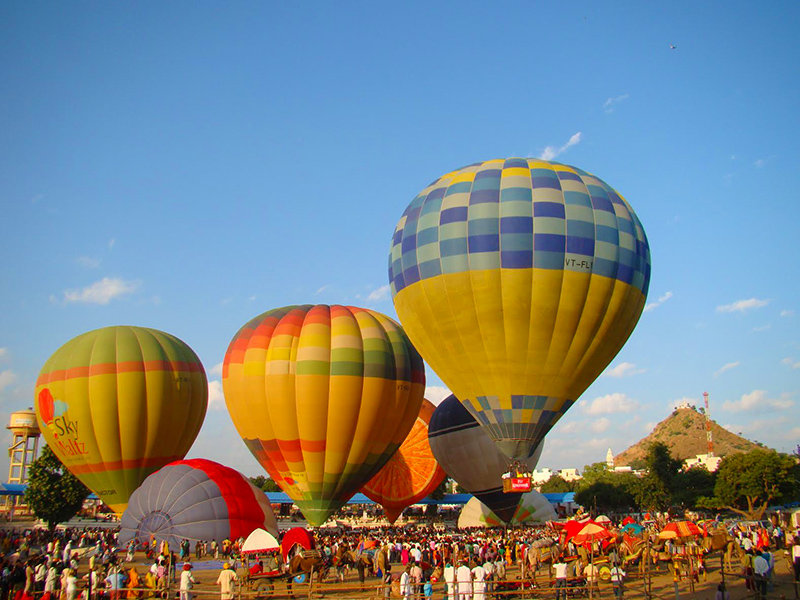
xmin=389 ymin=158 xmax=651 ymax=297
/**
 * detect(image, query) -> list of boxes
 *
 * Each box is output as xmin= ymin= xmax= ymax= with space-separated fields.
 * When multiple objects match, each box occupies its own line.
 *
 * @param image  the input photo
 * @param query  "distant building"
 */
xmin=532 ymin=467 xmax=555 ymax=485
xmin=559 ymin=468 xmax=581 ymax=482
xmin=684 ymin=453 xmax=722 ymax=472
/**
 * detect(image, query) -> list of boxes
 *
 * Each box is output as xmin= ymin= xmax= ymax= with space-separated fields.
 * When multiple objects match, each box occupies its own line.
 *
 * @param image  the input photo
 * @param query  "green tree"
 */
xmin=249 ymin=475 xmax=283 ymax=492
xmin=710 ymin=450 xmax=799 ymax=519
xmin=645 ymin=442 xmax=682 ymax=488
xmin=672 ymin=466 xmax=717 ymax=510
xmin=631 ymin=474 xmax=671 ymax=511
xmin=579 ymin=462 xmax=614 ymax=487
xmin=428 ymin=477 xmax=450 ymax=500
xmin=540 ymin=474 xmax=575 ymax=493
xmin=24 ymin=445 xmax=90 ymax=530
xmin=628 ymin=442 xmax=683 ymax=511
xmin=574 ymin=480 xmax=635 ymax=514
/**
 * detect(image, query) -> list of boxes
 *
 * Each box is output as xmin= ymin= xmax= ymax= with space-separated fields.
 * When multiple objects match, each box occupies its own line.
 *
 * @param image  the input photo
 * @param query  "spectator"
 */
xmin=215 ymin=563 xmax=237 ymax=600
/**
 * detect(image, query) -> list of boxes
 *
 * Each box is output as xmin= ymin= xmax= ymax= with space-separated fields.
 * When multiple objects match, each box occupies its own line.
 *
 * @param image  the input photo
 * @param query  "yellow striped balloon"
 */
xmin=390 ymin=158 xmax=650 ymax=459
xmin=223 ymin=305 xmax=425 ymax=526
xmin=35 ymin=326 xmax=208 ymax=514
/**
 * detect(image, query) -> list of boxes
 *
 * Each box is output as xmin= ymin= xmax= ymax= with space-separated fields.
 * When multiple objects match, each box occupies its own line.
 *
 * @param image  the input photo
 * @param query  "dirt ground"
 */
xmin=169 ymin=549 xmax=799 ymax=600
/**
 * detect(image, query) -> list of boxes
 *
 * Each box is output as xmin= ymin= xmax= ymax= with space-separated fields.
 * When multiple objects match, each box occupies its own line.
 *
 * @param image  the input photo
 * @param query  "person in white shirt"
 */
xmin=179 ymin=563 xmax=197 ymax=600
xmin=400 ymin=565 xmax=412 ymax=600
xmin=216 ymin=563 xmax=238 ymax=600
xmin=471 ymin=563 xmax=486 ymax=600
xmin=443 ymin=562 xmax=456 ymax=600
xmin=456 ymin=560 xmax=473 ymax=600
xmin=610 ymin=565 xmax=626 ymax=599
xmin=553 ymin=557 xmax=568 ymax=600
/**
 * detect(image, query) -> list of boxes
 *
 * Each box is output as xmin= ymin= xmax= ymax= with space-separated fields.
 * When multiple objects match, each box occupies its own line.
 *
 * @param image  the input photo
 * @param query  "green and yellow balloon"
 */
xmin=389 ymin=158 xmax=651 ymax=459
xmin=35 ymin=326 xmax=208 ymax=514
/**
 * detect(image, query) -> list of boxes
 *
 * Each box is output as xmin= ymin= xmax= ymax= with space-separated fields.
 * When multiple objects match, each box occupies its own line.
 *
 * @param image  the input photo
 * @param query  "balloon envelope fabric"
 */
xmin=361 ymin=398 xmax=446 ymax=522
xmin=35 ymin=326 xmax=208 ymax=514
xmin=457 ymin=489 xmax=557 ymax=529
xmin=428 ymin=395 xmax=542 ymax=524
xmin=390 ymin=158 xmax=650 ymax=459
xmin=119 ymin=459 xmax=278 ymax=550
xmin=223 ymin=304 xmax=425 ymax=526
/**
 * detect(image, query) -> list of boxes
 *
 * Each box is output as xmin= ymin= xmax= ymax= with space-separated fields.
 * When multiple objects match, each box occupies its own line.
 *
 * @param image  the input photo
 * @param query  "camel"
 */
xmin=250 ymin=552 xmax=330 ymax=599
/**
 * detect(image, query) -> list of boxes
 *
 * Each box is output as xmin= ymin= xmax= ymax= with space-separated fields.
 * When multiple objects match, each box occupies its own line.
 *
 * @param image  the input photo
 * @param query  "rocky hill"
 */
xmin=614 ymin=407 xmax=763 ymax=466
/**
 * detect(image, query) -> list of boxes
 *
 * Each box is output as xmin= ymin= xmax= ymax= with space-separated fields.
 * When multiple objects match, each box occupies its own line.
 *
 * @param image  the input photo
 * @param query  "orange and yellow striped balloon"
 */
xmin=35 ymin=326 xmax=208 ymax=514
xmin=223 ymin=305 xmax=425 ymax=526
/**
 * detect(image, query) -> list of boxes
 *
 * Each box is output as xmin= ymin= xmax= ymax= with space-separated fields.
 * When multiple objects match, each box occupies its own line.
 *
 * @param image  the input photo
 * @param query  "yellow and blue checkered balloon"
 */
xmin=389 ymin=158 xmax=650 ymax=459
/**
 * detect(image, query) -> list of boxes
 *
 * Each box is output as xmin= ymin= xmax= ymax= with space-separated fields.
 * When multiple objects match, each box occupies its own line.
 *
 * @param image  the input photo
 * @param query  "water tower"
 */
xmin=7 ymin=408 xmax=40 ymax=484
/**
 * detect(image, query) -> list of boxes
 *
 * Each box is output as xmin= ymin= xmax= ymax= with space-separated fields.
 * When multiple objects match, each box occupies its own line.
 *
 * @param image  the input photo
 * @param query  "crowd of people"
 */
xmin=0 ymin=516 xmax=794 ymax=600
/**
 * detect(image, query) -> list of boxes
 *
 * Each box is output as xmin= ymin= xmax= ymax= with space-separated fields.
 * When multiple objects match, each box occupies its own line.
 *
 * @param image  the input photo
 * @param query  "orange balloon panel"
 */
xmin=361 ymin=398 xmax=445 ymax=522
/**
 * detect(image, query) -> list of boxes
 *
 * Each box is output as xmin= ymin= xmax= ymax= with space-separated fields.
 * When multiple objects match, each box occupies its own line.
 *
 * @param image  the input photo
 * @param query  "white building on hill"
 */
xmin=684 ymin=453 xmax=722 ymax=472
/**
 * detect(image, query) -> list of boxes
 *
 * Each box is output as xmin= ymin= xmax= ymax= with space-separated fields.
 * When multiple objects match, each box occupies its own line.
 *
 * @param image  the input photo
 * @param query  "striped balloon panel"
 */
xmin=223 ymin=305 xmax=425 ymax=526
xmin=35 ymin=326 xmax=208 ymax=514
xmin=119 ymin=459 xmax=277 ymax=550
xmin=427 ymin=395 xmax=542 ymax=524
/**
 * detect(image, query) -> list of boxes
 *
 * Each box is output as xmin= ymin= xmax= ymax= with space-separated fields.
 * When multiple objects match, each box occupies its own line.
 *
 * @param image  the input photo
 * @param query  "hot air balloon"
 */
xmin=361 ymin=398 xmax=445 ymax=522
xmin=35 ymin=326 xmax=208 ymax=514
xmin=457 ymin=490 xmax=557 ymax=528
xmin=119 ymin=459 xmax=278 ymax=550
xmin=390 ymin=158 xmax=650 ymax=458
xmin=428 ymin=395 xmax=543 ymax=523
xmin=223 ymin=304 xmax=425 ymax=526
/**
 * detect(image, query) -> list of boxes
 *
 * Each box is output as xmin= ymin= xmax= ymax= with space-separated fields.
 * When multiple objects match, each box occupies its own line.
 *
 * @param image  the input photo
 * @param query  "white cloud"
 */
xmin=581 ymin=393 xmax=638 ymax=415
xmin=722 ymin=389 xmax=794 ymax=412
xmin=425 ymin=386 xmax=451 ymax=405
xmin=603 ymin=362 xmax=645 ymax=378
xmin=780 ymin=310 xmax=795 ymax=318
xmin=591 ymin=417 xmax=611 ymax=433
xmin=781 ymin=357 xmax=800 ymax=370
xmin=367 ymin=284 xmax=390 ymax=302
xmin=0 ymin=370 xmax=17 ymax=392
xmin=713 ymin=361 xmax=740 ymax=377
xmin=62 ymin=277 xmax=139 ymax=305
xmin=77 ymin=256 xmax=101 ymax=269
xmin=209 ymin=362 xmax=224 ymax=377
xmin=754 ymin=158 xmax=767 ymax=168
xmin=539 ymin=132 xmax=582 ymax=161
xmin=315 ymin=285 xmax=330 ymax=296
xmin=644 ymin=291 xmax=673 ymax=313
xmin=603 ymin=94 xmax=630 ymax=113
xmin=554 ymin=421 xmax=579 ymax=435
xmin=207 ymin=380 xmax=225 ymax=410
xmin=716 ymin=298 xmax=769 ymax=313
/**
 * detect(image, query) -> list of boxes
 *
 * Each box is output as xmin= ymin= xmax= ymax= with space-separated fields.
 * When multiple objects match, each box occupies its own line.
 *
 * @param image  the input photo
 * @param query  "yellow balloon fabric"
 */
xmin=222 ymin=305 xmax=426 ymax=526
xmin=389 ymin=158 xmax=650 ymax=458
xmin=35 ymin=326 xmax=208 ymax=514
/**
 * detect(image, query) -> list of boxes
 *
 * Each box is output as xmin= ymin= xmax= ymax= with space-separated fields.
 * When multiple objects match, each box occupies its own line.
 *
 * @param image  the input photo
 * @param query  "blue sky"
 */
xmin=1 ymin=2 xmax=798 ymax=479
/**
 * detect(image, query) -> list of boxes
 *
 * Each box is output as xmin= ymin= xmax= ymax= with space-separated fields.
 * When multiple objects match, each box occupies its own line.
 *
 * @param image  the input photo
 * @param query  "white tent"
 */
xmin=242 ymin=528 xmax=280 ymax=554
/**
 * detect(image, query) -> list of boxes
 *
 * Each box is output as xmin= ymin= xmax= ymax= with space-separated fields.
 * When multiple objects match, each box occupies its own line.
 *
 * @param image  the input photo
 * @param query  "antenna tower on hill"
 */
xmin=703 ymin=391 xmax=714 ymax=456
